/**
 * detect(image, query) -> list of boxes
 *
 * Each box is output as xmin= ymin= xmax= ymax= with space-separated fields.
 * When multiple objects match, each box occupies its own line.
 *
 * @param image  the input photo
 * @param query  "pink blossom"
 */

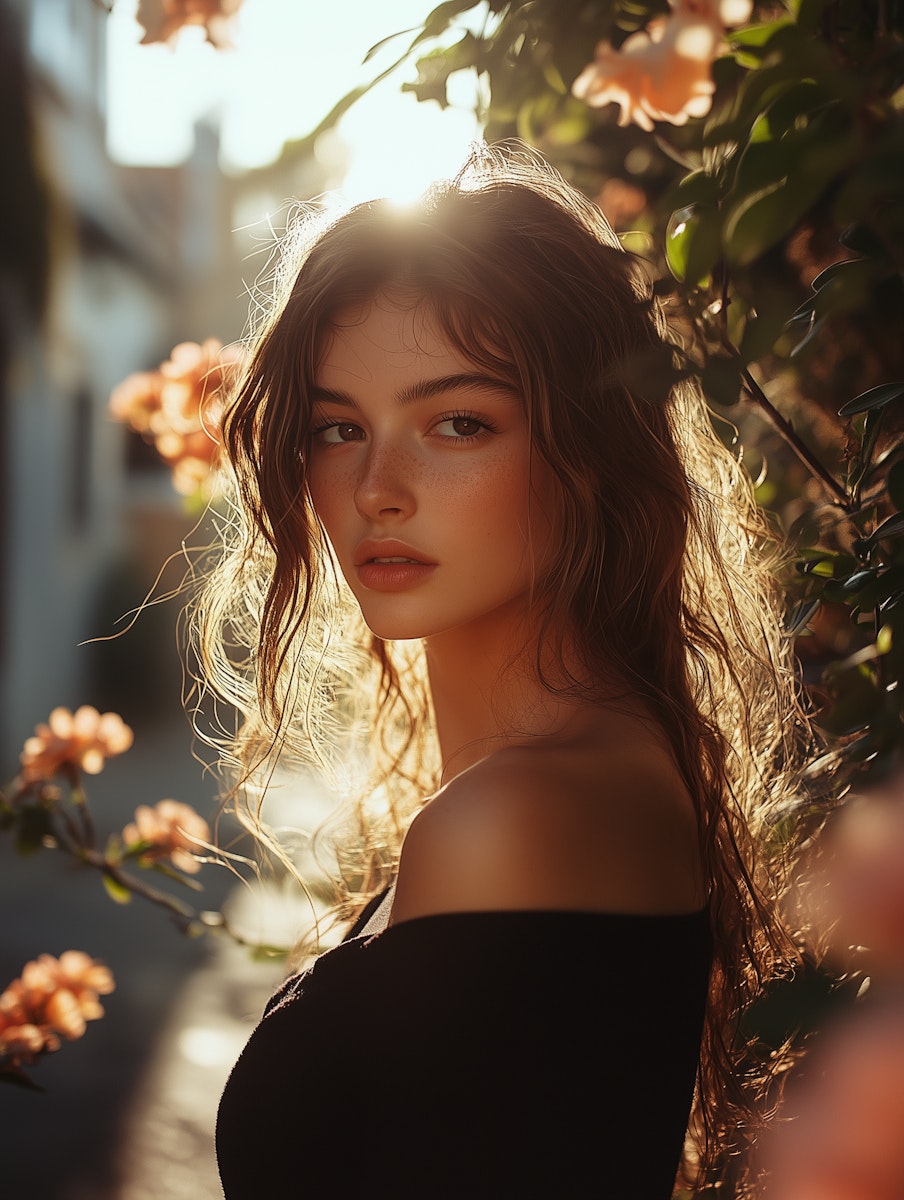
xmin=122 ymin=798 xmax=211 ymax=874
xmin=572 ymin=0 xmax=753 ymax=130
xmin=19 ymin=706 xmax=134 ymax=783
xmin=109 ymin=338 xmax=246 ymax=496
xmin=0 ymin=953 xmax=114 ymax=1067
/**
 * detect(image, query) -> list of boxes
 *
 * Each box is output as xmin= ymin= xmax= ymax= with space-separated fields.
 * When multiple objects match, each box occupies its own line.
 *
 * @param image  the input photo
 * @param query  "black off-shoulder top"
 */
xmin=217 ymin=893 xmax=711 ymax=1199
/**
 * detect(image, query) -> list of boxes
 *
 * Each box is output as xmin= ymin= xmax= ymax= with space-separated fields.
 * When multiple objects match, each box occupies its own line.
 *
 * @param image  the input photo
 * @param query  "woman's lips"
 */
xmin=355 ymin=559 xmax=438 ymax=591
xmin=353 ymin=540 xmax=437 ymax=590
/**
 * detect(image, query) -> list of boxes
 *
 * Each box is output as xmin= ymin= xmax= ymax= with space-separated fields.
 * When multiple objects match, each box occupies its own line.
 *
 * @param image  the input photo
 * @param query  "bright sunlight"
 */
xmin=106 ymin=0 xmax=485 ymax=204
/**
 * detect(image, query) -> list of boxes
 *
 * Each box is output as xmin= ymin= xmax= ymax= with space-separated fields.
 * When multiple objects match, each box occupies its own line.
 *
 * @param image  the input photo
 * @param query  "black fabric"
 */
xmin=217 ymin=906 xmax=711 ymax=1199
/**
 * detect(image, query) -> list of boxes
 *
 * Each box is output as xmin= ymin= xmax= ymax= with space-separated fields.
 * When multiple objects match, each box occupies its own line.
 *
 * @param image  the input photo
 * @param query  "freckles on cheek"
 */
xmin=457 ymin=459 xmax=532 ymax=545
xmin=307 ymin=467 xmax=348 ymax=531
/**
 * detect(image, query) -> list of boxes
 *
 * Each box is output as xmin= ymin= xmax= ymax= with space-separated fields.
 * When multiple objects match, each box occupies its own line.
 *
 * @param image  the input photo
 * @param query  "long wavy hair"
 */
xmin=192 ymin=142 xmax=814 ymax=1189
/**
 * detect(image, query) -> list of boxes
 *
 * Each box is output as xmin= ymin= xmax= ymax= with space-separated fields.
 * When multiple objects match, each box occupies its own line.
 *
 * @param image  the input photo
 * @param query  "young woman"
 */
xmin=203 ymin=142 xmax=807 ymax=1198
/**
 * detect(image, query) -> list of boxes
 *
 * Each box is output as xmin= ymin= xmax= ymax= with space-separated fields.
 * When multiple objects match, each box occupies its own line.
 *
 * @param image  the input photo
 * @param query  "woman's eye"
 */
xmin=316 ymin=422 xmax=364 ymax=444
xmin=435 ymin=415 xmax=488 ymax=440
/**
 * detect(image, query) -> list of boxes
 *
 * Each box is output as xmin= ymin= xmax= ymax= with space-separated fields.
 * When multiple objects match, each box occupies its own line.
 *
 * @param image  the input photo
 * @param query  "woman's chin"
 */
xmin=360 ymin=616 xmax=430 ymax=642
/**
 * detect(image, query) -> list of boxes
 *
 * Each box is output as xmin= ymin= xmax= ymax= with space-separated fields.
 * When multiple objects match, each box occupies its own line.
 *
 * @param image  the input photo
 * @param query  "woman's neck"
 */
xmin=423 ymin=603 xmax=591 ymax=784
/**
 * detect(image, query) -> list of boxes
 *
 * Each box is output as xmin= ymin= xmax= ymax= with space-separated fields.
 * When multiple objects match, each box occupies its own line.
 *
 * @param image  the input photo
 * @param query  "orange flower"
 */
xmin=572 ymin=0 xmax=753 ymax=130
xmin=108 ymin=369 xmax=164 ymax=434
xmin=0 ymin=1023 xmax=49 ymax=1066
xmin=122 ymin=799 xmax=211 ymax=874
xmin=109 ymin=338 xmax=246 ymax=496
xmin=19 ymin=706 xmax=134 ymax=783
xmin=135 ymin=0 xmax=244 ymax=48
xmin=0 ymin=953 xmax=114 ymax=1067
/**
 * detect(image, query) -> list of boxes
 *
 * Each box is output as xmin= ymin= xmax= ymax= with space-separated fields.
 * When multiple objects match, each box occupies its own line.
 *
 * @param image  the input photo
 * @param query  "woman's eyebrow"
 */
xmin=310 ymin=373 xmax=519 ymax=409
xmin=399 ymin=374 xmax=520 ymax=404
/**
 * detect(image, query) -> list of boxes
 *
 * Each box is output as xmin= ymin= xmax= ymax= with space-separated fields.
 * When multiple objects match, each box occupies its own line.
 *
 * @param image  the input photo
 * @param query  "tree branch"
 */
xmin=740 ymin=365 xmax=851 ymax=511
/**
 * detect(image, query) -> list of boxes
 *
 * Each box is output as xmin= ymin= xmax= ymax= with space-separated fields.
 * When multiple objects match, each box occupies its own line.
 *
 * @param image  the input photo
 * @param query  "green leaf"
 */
xmin=797 ymin=554 xmax=858 ymax=579
xmin=870 ymin=511 xmax=904 ymax=544
xmin=248 ymin=943 xmax=290 ymax=963
xmin=704 ymin=41 xmax=838 ymax=149
xmin=102 ymin=874 xmax=132 ymax=905
xmin=722 ymin=177 xmax=789 ymax=266
xmin=363 ymin=25 xmax=420 ymax=64
xmin=374 ymin=0 xmax=478 ymax=64
xmin=665 ymin=204 xmax=721 ymax=286
xmin=281 ymin=3 xmax=479 ymax=158
xmin=810 ymin=260 xmax=857 ymax=291
xmin=121 ymin=837 xmax=156 ymax=861
xmin=785 ymin=597 xmax=821 ymax=637
xmin=839 ymin=383 xmax=904 ymax=417
xmin=755 ymin=78 xmax=831 ymax=142
xmin=671 ymin=169 xmax=721 ymax=209
xmin=788 ymin=313 xmax=826 ymax=358
xmin=800 ymin=558 xmax=835 ymax=577
xmin=843 ymin=569 xmax=879 ymax=594
xmin=786 ymin=261 xmax=883 ymax=353
xmin=728 ymin=17 xmax=795 ymax=64
xmin=704 ymin=70 xmax=799 ymax=149
xmin=403 ymin=32 xmax=484 ymax=108
xmin=848 ymin=407 xmax=886 ymax=497
xmin=723 ymin=105 xmax=859 ymax=265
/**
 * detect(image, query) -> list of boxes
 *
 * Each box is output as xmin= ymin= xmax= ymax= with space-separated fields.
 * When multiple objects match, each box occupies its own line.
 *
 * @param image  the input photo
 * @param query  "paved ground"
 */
xmin=0 ymin=712 xmax=324 ymax=1200
xmin=113 ymin=907 xmax=287 ymax=1200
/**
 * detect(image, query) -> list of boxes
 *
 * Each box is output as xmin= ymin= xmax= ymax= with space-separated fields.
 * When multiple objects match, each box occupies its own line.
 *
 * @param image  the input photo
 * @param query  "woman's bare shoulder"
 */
xmin=389 ymin=739 xmax=705 ymax=926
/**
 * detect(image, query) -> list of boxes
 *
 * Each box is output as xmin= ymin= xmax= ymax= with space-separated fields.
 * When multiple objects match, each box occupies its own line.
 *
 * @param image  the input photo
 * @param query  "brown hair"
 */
xmin=193 ymin=141 xmax=812 ymax=1188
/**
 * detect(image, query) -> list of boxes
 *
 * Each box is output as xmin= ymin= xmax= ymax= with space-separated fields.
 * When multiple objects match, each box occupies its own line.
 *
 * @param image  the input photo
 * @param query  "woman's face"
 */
xmin=305 ymin=294 xmax=559 ymax=644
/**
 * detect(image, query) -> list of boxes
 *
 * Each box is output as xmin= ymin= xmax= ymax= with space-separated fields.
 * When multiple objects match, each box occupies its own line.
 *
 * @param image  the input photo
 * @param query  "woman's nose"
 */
xmin=354 ymin=440 xmax=416 ymax=519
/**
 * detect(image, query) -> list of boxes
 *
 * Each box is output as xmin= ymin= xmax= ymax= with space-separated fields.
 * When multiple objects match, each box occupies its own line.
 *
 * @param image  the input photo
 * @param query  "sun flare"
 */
xmin=106 ymin=0 xmax=485 ymax=202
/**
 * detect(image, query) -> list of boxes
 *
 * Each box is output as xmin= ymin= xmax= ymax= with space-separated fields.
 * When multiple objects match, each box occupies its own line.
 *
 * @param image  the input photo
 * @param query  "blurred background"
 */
xmin=0 ymin=1 xmax=480 ymax=1195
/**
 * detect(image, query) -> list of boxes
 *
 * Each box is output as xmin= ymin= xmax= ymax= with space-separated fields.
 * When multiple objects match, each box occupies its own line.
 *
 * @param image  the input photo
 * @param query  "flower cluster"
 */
xmin=122 ymin=799 xmax=211 ymax=874
xmin=0 ymin=953 xmax=114 ymax=1067
xmin=20 ymin=707 xmax=133 ymax=784
xmin=135 ymin=0 xmax=245 ymax=49
xmin=109 ymin=338 xmax=245 ymax=496
xmin=572 ymin=0 xmax=754 ymax=130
